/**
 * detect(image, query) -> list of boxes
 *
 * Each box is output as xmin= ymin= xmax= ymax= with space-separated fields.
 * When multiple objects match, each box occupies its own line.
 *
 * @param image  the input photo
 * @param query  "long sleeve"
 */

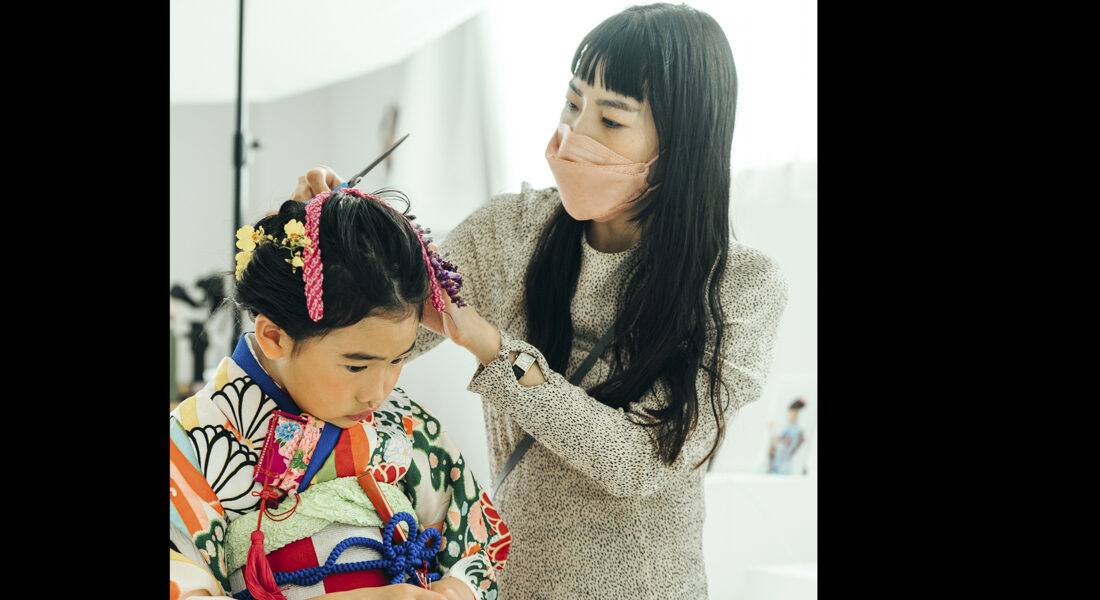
xmin=170 ymin=415 xmax=236 ymax=599
xmin=469 ymin=249 xmax=787 ymax=497
xmin=400 ymin=398 xmax=509 ymax=600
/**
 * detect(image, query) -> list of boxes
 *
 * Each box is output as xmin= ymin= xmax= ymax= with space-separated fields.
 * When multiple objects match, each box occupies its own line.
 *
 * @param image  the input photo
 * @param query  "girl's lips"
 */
xmin=347 ymin=409 xmax=374 ymax=422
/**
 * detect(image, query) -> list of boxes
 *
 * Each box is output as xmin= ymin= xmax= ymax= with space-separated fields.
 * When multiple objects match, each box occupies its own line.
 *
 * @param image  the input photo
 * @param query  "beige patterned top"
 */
xmin=410 ymin=183 xmax=788 ymax=599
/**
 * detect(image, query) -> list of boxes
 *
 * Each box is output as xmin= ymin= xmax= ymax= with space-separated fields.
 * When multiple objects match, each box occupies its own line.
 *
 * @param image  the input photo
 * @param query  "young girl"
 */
xmin=293 ymin=4 xmax=789 ymax=598
xmin=169 ymin=188 xmax=508 ymax=600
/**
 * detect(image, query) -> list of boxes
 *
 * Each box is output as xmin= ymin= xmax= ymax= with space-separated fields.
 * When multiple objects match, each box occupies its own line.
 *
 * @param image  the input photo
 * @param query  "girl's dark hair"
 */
xmin=524 ymin=3 xmax=738 ymax=468
xmin=234 ymin=189 xmax=431 ymax=345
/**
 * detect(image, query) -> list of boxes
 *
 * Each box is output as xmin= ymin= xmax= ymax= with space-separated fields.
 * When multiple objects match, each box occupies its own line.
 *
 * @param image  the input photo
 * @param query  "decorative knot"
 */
xmin=232 ymin=512 xmax=442 ymax=599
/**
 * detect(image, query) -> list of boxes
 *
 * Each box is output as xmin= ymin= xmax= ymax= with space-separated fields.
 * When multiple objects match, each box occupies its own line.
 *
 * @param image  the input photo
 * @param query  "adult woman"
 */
xmin=293 ymin=4 xmax=787 ymax=598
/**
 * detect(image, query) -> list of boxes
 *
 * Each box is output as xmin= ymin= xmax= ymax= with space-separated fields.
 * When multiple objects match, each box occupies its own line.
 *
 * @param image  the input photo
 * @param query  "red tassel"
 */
xmin=244 ymin=490 xmax=287 ymax=600
xmin=244 ymin=529 xmax=286 ymax=600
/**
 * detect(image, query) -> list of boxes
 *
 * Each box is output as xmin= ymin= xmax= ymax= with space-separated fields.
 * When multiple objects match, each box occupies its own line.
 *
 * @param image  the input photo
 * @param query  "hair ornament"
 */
xmin=241 ymin=187 xmax=467 ymax=325
xmin=302 ymin=191 xmax=332 ymax=322
xmin=234 ymin=221 xmax=312 ymax=282
xmin=411 ymin=223 xmax=466 ymax=309
xmin=336 ymin=188 xmax=466 ymax=312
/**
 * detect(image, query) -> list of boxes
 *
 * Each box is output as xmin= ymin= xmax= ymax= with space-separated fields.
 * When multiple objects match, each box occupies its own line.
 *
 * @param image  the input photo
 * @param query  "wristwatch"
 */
xmin=512 ymin=352 xmax=535 ymax=380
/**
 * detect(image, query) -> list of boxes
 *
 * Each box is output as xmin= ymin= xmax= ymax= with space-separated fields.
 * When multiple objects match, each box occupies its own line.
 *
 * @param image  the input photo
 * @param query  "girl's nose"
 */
xmin=358 ymin=374 xmax=387 ymax=407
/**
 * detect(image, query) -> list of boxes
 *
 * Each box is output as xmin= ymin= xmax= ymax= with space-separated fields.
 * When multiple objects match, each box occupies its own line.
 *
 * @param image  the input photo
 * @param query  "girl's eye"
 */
xmin=346 ymin=365 xmax=367 ymax=373
xmin=602 ymin=118 xmax=622 ymax=129
xmin=564 ymin=99 xmax=578 ymax=112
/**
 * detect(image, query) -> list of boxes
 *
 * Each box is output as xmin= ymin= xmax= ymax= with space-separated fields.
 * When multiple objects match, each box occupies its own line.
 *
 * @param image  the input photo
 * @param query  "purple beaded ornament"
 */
xmin=410 ymin=222 xmax=467 ymax=308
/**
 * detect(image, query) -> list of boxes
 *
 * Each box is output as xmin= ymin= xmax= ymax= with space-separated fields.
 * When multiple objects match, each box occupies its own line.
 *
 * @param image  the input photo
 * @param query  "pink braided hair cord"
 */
xmin=302 ymin=191 xmax=331 ymax=322
xmin=301 ymin=189 xmax=448 ymax=323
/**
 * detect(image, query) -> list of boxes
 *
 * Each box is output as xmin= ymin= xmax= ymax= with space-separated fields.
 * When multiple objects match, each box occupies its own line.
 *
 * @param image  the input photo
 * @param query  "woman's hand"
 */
xmin=265 ymin=166 xmax=346 ymax=217
xmin=421 ymin=291 xmax=501 ymax=367
xmin=429 ymin=576 xmax=477 ymax=600
xmin=418 ymin=245 xmax=500 ymax=366
xmin=311 ymin=583 xmax=446 ymax=599
xmin=291 ymin=165 xmax=345 ymax=202
xmin=423 ymin=297 xmax=545 ymax=385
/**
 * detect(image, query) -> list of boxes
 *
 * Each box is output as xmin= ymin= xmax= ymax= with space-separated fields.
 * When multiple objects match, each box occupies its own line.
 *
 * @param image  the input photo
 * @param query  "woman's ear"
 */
xmin=253 ymin=314 xmax=292 ymax=360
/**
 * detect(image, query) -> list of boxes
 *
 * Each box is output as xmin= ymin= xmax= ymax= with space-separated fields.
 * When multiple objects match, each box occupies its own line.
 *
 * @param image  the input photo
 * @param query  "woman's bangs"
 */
xmin=571 ymin=23 xmax=650 ymax=102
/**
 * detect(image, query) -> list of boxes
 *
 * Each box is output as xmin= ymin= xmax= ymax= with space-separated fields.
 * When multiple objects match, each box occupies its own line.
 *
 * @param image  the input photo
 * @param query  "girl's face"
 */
xmin=560 ymin=66 xmax=659 ymax=164
xmin=261 ymin=313 xmax=419 ymax=429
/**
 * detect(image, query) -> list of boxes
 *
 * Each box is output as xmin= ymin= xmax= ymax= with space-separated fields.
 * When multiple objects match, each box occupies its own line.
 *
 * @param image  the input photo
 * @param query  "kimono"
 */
xmin=170 ymin=333 xmax=509 ymax=600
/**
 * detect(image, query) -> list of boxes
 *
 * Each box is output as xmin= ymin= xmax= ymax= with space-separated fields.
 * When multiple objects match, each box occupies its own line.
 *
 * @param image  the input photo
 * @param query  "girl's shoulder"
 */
xmin=375 ymin=387 xmax=447 ymax=439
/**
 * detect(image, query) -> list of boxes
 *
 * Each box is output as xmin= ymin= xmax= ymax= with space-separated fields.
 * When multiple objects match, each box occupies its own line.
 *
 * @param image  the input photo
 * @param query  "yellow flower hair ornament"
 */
xmin=234 ymin=221 xmax=312 ymax=280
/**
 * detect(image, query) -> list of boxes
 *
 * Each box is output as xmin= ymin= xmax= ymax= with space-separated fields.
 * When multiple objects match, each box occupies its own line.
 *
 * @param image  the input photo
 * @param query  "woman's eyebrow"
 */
xmin=342 ymin=339 xmax=417 ymax=361
xmin=569 ymin=80 xmax=640 ymax=112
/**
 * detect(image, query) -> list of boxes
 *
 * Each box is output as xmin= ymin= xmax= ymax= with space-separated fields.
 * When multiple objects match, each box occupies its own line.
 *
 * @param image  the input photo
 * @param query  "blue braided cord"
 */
xmin=232 ymin=512 xmax=442 ymax=599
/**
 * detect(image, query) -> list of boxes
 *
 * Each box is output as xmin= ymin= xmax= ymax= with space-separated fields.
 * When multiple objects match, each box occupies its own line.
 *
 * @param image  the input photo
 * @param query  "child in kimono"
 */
xmin=170 ymin=188 xmax=509 ymax=600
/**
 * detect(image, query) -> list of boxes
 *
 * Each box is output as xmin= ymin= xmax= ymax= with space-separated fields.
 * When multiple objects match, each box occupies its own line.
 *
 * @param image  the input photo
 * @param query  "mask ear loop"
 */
xmin=627 ymin=151 xmax=664 ymax=204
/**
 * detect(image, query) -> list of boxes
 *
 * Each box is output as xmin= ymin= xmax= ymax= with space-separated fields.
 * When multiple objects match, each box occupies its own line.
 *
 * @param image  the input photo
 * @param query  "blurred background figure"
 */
xmin=768 ymin=398 xmax=806 ymax=475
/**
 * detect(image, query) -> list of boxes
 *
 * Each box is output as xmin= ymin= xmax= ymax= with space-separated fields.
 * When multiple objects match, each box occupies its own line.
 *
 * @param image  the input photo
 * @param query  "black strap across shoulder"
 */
xmin=491 ymin=324 xmax=615 ymax=497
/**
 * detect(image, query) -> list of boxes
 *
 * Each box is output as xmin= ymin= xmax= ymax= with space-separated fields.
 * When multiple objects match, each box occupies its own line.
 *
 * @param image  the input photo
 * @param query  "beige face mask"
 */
xmin=545 ymin=123 xmax=659 ymax=222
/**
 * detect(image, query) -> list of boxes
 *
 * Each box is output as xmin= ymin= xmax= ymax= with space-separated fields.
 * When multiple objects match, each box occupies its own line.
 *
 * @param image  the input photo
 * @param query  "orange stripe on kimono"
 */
xmin=169 ymin=439 xmax=225 ymax=535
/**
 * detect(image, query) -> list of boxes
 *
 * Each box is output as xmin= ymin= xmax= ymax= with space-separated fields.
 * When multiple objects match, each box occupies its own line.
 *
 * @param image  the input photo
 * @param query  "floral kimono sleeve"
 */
xmin=170 ymin=416 xmax=236 ymax=599
xmin=399 ymin=398 xmax=510 ymax=600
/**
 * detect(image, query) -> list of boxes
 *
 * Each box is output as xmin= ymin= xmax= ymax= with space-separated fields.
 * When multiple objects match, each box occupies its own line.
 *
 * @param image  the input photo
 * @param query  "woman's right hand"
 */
xmin=291 ymin=165 xmax=345 ymax=203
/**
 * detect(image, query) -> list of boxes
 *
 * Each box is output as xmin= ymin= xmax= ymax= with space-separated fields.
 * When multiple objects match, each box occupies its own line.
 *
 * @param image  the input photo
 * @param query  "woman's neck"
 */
xmin=585 ymin=214 xmax=643 ymax=253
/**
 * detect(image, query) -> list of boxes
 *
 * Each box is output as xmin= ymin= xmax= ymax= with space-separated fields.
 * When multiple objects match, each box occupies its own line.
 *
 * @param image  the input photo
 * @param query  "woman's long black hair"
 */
xmin=524 ymin=3 xmax=738 ymax=468
xmin=234 ymin=190 xmax=431 ymax=345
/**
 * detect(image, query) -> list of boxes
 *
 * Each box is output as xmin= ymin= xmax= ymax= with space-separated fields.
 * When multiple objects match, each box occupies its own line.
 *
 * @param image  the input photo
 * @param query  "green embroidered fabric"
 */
xmin=225 ymin=476 xmax=417 ymax=574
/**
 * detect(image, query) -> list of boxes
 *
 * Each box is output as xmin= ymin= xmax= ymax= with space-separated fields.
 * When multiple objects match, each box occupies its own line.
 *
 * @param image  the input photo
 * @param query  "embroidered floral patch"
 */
xmin=255 ymin=411 xmax=323 ymax=493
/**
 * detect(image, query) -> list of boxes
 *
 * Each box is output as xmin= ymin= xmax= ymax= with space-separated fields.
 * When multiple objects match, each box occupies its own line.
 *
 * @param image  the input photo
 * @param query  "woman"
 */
xmin=293 ymin=4 xmax=788 ymax=598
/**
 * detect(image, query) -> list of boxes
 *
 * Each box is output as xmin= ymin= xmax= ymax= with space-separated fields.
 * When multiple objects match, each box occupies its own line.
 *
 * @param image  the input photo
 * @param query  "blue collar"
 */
xmin=231 ymin=332 xmax=301 ymax=416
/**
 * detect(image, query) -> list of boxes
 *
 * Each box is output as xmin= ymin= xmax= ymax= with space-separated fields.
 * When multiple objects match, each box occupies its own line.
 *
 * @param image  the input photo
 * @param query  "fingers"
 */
xmin=306 ymin=165 xmax=343 ymax=192
xmin=419 ymin=296 xmax=445 ymax=335
xmin=290 ymin=165 xmax=344 ymax=202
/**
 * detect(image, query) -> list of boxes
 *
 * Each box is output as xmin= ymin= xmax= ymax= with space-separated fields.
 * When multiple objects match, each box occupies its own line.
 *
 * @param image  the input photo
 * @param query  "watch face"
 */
xmin=516 ymin=353 xmax=535 ymax=370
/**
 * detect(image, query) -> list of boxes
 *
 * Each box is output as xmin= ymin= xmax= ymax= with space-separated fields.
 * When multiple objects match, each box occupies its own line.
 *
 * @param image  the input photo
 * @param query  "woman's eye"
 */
xmin=602 ymin=118 xmax=622 ymax=129
xmin=390 ymin=358 xmax=405 ymax=366
xmin=564 ymin=99 xmax=578 ymax=112
xmin=346 ymin=365 xmax=367 ymax=373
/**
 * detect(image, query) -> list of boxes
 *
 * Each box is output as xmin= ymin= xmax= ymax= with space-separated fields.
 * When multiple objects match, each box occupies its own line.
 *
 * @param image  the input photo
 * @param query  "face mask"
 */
xmin=545 ymin=123 xmax=659 ymax=222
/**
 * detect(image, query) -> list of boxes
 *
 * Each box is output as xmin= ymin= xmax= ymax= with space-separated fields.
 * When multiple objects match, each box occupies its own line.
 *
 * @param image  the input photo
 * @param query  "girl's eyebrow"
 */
xmin=568 ymin=80 xmax=640 ymax=112
xmin=342 ymin=339 xmax=417 ymax=361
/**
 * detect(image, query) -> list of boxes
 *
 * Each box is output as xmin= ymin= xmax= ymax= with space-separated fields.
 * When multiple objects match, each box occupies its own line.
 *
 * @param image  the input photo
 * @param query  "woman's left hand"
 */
xmin=418 ymin=245 xmax=500 ymax=365
xmin=421 ymin=292 xmax=501 ymax=367
xmin=421 ymin=270 xmax=547 ymax=385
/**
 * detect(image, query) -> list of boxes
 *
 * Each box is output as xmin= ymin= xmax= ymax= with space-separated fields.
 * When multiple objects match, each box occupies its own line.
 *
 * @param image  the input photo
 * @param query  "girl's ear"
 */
xmin=253 ymin=314 xmax=292 ymax=360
